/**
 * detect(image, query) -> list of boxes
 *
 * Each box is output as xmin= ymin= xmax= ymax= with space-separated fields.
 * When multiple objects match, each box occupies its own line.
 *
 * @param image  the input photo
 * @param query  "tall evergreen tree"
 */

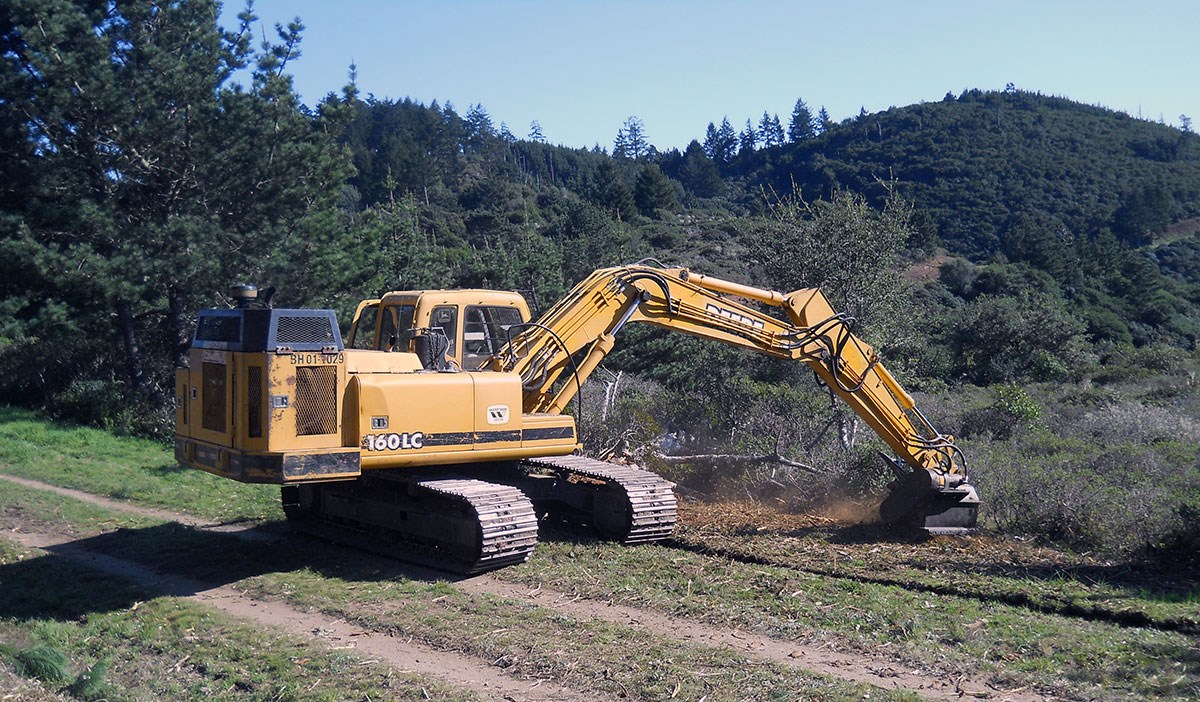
xmin=704 ymin=117 xmax=738 ymax=165
xmin=758 ymin=111 xmax=785 ymax=147
xmin=788 ymin=98 xmax=816 ymax=141
xmin=592 ymin=159 xmax=636 ymax=220
xmin=817 ymin=106 xmax=833 ymax=134
xmin=0 ymin=0 xmax=351 ymax=424
xmin=465 ymin=103 xmax=496 ymax=149
xmin=528 ymin=120 xmax=546 ymax=142
xmin=634 ymin=163 xmax=678 ymax=217
xmin=613 ymin=115 xmax=650 ymax=160
xmin=679 ymin=140 xmax=722 ymax=197
xmin=702 ymin=122 xmax=720 ymax=160
xmin=739 ymin=119 xmax=758 ymax=154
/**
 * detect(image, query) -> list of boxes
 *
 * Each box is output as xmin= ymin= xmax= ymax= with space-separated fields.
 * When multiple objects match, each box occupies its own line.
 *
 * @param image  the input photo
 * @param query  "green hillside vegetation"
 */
xmin=1 ymin=1 xmax=1197 ymax=559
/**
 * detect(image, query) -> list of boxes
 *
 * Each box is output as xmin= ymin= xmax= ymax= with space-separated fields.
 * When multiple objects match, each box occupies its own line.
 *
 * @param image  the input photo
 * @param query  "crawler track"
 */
xmin=283 ymin=475 xmax=538 ymax=575
xmin=520 ymin=455 xmax=677 ymax=543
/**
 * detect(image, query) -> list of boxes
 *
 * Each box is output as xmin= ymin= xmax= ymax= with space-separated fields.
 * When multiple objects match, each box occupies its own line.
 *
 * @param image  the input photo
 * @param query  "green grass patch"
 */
xmin=0 ymin=406 xmax=278 ymax=522
xmin=671 ymin=525 xmax=1200 ymax=631
xmin=499 ymin=533 xmax=1200 ymax=702
xmin=0 ymin=493 xmax=916 ymax=702
xmin=0 ymin=480 xmax=160 ymax=536
xmin=237 ymin=566 xmax=914 ymax=702
xmin=0 ymin=536 xmax=482 ymax=702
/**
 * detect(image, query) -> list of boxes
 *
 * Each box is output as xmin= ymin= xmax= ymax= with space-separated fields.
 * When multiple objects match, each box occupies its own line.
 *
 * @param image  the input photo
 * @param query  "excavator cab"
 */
xmin=348 ymin=290 xmax=530 ymax=370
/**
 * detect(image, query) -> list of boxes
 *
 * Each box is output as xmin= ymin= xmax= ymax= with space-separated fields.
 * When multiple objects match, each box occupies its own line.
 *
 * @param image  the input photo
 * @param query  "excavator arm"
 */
xmin=491 ymin=264 xmax=979 ymax=532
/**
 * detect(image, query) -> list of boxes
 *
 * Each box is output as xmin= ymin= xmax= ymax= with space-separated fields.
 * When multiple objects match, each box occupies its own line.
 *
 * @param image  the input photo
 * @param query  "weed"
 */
xmin=16 ymin=645 xmax=71 ymax=686
xmin=66 ymin=660 xmax=112 ymax=701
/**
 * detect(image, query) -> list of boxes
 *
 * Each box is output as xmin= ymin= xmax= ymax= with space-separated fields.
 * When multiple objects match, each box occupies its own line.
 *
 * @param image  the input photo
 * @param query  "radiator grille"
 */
xmin=247 ymin=366 xmax=263 ymax=438
xmin=295 ymin=366 xmax=337 ymax=435
xmin=201 ymin=362 xmax=226 ymax=433
xmin=277 ymin=315 xmax=337 ymax=346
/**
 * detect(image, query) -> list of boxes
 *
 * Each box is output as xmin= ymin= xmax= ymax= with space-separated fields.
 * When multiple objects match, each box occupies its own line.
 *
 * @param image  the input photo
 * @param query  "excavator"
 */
xmin=174 ymin=263 xmax=979 ymax=573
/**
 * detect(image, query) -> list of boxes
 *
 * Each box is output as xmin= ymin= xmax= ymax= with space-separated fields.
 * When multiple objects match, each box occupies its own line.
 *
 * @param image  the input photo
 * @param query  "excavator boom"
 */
xmin=493 ymin=264 xmax=978 ymax=530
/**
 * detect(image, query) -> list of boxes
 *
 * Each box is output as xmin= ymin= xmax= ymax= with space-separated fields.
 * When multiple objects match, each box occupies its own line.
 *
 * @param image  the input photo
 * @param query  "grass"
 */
xmin=4 ymin=485 xmax=1197 ymax=702
xmin=667 ymin=521 xmax=1200 ymax=631
xmin=0 ymin=406 xmax=278 ymax=522
xmin=500 ymin=533 xmax=1200 ymax=701
xmin=0 ymin=538 xmax=483 ymax=702
xmin=3 ymin=405 xmax=1199 ymax=700
xmin=0 ymin=480 xmax=161 ymax=537
xmin=237 ymin=567 xmax=916 ymax=702
xmin=0 ymin=503 xmax=912 ymax=702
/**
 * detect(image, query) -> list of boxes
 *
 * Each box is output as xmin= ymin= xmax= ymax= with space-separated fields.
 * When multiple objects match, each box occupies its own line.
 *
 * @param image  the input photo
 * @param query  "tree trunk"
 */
xmin=115 ymin=300 xmax=145 ymax=391
xmin=837 ymin=410 xmax=858 ymax=451
xmin=168 ymin=285 xmax=189 ymax=369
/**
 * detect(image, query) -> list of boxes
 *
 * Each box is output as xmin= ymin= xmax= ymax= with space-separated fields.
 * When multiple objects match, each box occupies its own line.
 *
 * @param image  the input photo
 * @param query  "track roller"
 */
xmin=519 ymin=456 xmax=678 ymax=543
xmin=282 ymin=475 xmax=538 ymax=575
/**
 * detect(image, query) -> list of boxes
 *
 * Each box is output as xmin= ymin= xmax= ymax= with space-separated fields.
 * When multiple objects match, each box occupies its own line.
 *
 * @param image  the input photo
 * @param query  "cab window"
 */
xmin=348 ymin=303 xmax=379 ymax=350
xmin=378 ymin=304 xmax=417 ymax=351
xmin=463 ymin=305 xmax=524 ymax=368
xmin=429 ymin=305 xmax=458 ymax=357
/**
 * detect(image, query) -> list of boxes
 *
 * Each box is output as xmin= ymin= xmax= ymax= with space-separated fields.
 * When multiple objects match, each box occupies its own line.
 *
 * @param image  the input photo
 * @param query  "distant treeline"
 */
xmin=2 ymin=0 xmax=1198 ymax=436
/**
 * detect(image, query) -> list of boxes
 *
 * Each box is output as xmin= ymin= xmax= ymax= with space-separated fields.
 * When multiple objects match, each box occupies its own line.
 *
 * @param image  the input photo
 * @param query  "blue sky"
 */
xmin=224 ymin=0 xmax=1199 ymax=151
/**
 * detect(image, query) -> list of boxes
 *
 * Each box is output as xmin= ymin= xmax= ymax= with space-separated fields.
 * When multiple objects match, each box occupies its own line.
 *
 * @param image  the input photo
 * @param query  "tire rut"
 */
xmin=0 ymin=473 xmax=1049 ymax=702
xmin=668 ymin=536 xmax=1199 ymax=636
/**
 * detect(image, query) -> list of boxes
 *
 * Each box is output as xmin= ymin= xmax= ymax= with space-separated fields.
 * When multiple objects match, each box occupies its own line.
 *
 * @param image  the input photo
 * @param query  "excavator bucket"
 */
xmin=879 ymin=467 xmax=980 ymax=534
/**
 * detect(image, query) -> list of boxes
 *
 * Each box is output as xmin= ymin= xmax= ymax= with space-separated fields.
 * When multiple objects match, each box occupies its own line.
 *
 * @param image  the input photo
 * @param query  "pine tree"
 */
xmin=613 ymin=116 xmax=650 ymax=160
xmin=528 ymin=120 xmax=546 ymax=142
xmin=705 ymin=117 xmax=738 ymax=165
xmin=592 ymin=159 xmax=636 ymax=220
xmin=679 ymin=140 xmax=722 ymax=197
xmin=739 ymin=119 xmax=758 ymax=154
xmin=788 ymin=98 xmax=816 ymax=141
xmin=634 ymin=164 xmax=678 ymax=217
xmin=465 ymin=103 xmax=496 ymax=148
xmin=817 ymin=107 xmax=833 ymax=134
xmin=0 ymin=0 xmax=351 ymax=419
xmin=702 ymin=122 xmax=720 ymax=160
xmin=758 ymin=111 xmax=784 ymax=147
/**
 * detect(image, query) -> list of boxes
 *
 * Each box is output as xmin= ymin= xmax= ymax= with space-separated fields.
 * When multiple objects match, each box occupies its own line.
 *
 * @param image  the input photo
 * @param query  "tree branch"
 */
xmin=652 ymin=452 xmax=826 ymax=475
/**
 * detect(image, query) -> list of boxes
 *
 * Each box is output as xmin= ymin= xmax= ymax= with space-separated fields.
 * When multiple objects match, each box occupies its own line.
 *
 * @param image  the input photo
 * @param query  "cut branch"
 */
xmin=653 ymin=452 xmax=826 ymax=475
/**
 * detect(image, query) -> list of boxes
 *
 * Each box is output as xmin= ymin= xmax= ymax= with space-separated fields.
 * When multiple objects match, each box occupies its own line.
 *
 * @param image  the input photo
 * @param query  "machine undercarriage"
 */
xmin=280 ymin=455 xmax=678 ymax=574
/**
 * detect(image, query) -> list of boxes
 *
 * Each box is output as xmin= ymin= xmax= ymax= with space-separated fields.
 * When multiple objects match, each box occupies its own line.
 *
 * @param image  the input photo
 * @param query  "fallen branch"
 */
xmin=652 ymin=452 xmax=826 ymax=475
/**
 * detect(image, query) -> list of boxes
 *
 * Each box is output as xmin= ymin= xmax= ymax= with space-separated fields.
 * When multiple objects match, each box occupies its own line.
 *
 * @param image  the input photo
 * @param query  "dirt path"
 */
xmin=0 ymin=473 xmax=1048 ymax=702
xmin=4 ymin=528 xmax=590 ymax=702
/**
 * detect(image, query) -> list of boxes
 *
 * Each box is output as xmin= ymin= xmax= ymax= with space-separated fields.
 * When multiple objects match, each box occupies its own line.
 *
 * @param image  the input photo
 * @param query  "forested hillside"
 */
xmin=2 ymin=0 xmax=1197 ymax=558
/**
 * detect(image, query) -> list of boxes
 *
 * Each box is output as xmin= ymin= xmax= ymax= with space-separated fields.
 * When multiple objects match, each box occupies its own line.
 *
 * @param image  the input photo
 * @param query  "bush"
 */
xmin=971 ymin=435 xmax=1199 ymax=557
xmin=959 ymin=384 xmax=1044 ymax=439
xmin=1154 ymin=502 xmax=1200 ymax=566
xmin=49 ymin=379 xmax=173 ymax=440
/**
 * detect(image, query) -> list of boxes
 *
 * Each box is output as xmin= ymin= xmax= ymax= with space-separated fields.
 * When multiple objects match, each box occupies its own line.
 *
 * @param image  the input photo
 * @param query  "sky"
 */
xmin=222 ymin=0 xmax=1200 ymax=151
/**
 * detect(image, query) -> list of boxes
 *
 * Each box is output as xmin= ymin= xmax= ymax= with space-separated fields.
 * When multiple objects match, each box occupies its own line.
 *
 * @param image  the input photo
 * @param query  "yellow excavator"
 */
xmin=174 ymin=263 xmax=978 ymax=573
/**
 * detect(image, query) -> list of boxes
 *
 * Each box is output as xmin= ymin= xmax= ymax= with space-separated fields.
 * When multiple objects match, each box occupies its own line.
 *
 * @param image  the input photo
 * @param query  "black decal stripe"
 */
xmin=523 ymin=427 xmax=576 ymax=441
xmin=420 ymin=430 xmax=523 ymax=447
xmin=477 ymin=430 xmax=522 ymax=443
xmin=421 ymin=432 xmax=474 ymax=447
